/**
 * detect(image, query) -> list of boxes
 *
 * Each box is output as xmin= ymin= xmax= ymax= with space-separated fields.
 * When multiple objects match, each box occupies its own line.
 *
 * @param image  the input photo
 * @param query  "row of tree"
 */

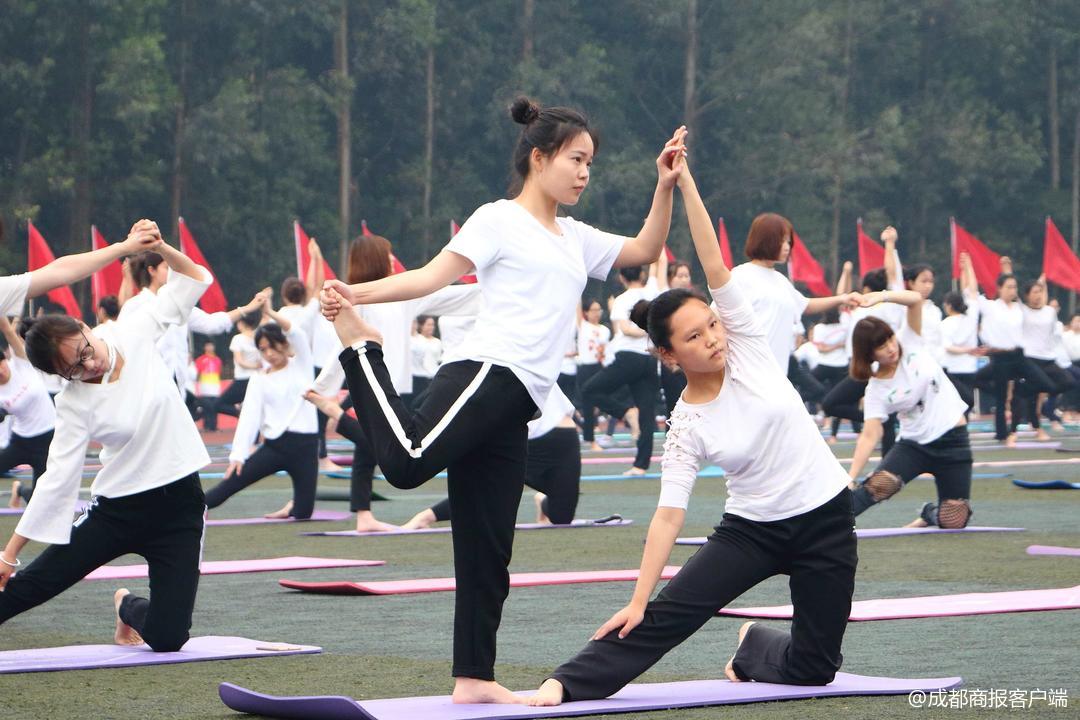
xmin=2 ymin=0 xmax=1078 ymax=311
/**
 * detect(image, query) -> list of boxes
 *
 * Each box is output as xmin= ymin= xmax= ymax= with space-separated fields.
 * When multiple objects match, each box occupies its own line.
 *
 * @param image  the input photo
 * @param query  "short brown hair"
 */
xmin=744 ymin=213 xmax=793 ymax=261
xmin=347 ymin=234 xmax=392 ymax=285
xmin=281 ymin=277 xmax=306 ymax=305
xmin=849 ymin=316 xmax=897 ymax=381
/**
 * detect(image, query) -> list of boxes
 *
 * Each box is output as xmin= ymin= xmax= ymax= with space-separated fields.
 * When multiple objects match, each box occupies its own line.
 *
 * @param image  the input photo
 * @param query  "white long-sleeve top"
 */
xmin=0 ymin=274 xmax=30 ymax=316
xmin=17 ymin=268 xmax=213 ymax=545
xmin=311 ymin=285 xmax=482 ymax=398
xmin=659 ymin=281 xmax=850 ymax=522
xmin=229 ymin=324 xmax=317 ymax=463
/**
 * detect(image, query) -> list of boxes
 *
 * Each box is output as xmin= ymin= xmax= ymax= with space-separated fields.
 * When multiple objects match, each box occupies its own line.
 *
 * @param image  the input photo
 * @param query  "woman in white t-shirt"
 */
xmin=576 ymin=298 xmax=620 ymax=450
xmin=0 ymin=317 xmax=56 ymax=507
xmin=409 ymin=315 xmax=443 ymax=403
xmin=529 ymin=162 xmax=855 ymax=708
xmin=216 ymin=309 xmax=264 ymax=419
xmin=809 ymin=307 xmax=853 ymax=442
xmin=0 ymin=224 xmax=212 ymax=653
xmin=846 ymin=289 xmax=974 ymax=529
xmin=1018 ymin=277 xmax=1074 ymax=439
xmin=940 ymin=290 xmax=980 ymax=413
xmin=319 ymin=97 xmax=685 ymax=703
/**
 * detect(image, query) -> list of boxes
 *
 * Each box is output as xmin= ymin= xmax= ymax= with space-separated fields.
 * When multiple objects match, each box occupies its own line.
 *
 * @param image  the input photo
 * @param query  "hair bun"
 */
xmin=510 ymin=96 xmax=541 ymax=125
xmin=629 ymin=299 xmax=652 ymax=333
xmin=16 ymin=316 xmax=36 ymax=339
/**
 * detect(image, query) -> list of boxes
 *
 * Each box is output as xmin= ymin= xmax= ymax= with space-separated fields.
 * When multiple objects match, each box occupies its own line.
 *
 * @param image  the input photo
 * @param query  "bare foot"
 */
xmin=589 ymin=442 xmax=603 ymax=452
xmin=113 ymin=589 xmax=144 ymax=646
xmin=1004 ymin=433 xmax=1017 ymax=448
xmin=527 ymin=678 xmax=565 ymax=707
xmin=402 ymin=508 xmax=437 ymax=530
xmin=622 ymin=467 xmax=647 ymax=476
xmin=452 ymin=677 xmax=525 ymax=705
xmin=724 ymin=621 xmax=756 ymax=682
xmin=533 ymin=492 xmax=550 ymax=524
xmin=904 ymin=517 xmax=929 ymax=528
xmin=264 ymin=500 xmax=293 ymax=519
xmin=1035 ymin=428 xmax=1052 ymax=441
xmin=328 ymin=289 xmax=383 ymax=347
xmin=826 ymin=435 xmax=838 ymax=446
xmin=305 ymin=391 xmax=344 ymax=421
xmin=8 ymin=481 xmax=22 ymax=509
xmin=354 ymin=510 xmax=397 ymax=533
xmin=319 ymin=458 xmax=344 ymax=472
xmin=625 ymin=407 xmax=640 ymax=441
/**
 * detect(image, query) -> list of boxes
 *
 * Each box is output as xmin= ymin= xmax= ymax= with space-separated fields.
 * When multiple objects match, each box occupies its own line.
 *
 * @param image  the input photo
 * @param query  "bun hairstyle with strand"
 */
xmin=629 ymin=289 xmax=708 ymax=353
xmin=508 ymin=95 xmax=599 ymax=194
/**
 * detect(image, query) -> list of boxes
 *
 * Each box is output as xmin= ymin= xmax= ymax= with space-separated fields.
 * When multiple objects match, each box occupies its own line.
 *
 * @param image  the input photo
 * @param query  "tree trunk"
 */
xmin=1049 ymin=44 xmax=1060 ymax=190
xmin=829 ymin=0 xmax=854 ymax=281
xmin=169 ymin=0 xmax=190 ymax=243
xmin=522 ymin=0 xmax=534 ymax=63
xmin=69 ymin=14 xmax=95 ymax=314
xmin=421 ymin=42 xmax=435 ymax=263
xmin=335 ymin=0 xmax=352 ymax=278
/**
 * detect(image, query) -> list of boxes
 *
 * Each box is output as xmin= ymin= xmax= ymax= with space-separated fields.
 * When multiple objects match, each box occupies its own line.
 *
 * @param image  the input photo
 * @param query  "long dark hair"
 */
xmin=849 ymin=316 xmax=896 ymax=381
xmin=508 ymin=96 xmax=599 ymax=195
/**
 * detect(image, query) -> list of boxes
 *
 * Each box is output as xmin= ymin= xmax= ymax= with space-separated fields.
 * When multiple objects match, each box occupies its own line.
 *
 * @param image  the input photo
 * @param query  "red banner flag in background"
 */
xmin=451 ymin=219 xmax=477 ymax=284
xmin=27 ymin=220 xmax=82 ymax=318
xmin=90 ymin=225 xmax=123 ymax=310
xmin=293 ymin=220 xmax=337 ymax=281
xmin=362 ymin=219 xmax=406 ymax=274
xmin=1043 ymin=216 xmax=1080 ymax=293
xmin=178 ymin=218 xmax=228 ymax=313
xmin=950 ymin=219 xmax=1001 ymax=299
xmin=856 ymin=219 xmax=885 ymax=278
xmin=787 ymin=231 xmax=831 ymax=297
xmin=718 ymin=218 xmax=734 ymax=269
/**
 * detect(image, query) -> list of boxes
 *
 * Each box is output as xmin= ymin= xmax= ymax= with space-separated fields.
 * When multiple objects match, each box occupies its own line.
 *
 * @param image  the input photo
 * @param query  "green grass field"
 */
xmin=1 ymin=429 xmax=1077 ymax=719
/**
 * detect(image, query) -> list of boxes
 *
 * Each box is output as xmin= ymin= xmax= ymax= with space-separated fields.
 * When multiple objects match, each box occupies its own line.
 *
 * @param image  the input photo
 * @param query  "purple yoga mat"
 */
xmin=675 ymin=526 xmax=1025 ymax=545
xmin=717 ymin=585 xmax=1080 ymax=621
xmin=206 ymin=509 xmax=351 ymax=526
xmin=978 ymin=441 xmax=1061 ymax=450
xmin=84 ymin=556 xmax=383 ymax=580
xmin=1026 ymin=545 xmax=1080 ymax=557
xmin=219 ymin=672 xmax=963 ymax=720
xmin=0 ymin=636 xmax=320 ymax=674
xmin=300 ymin=518 xmax=633 ymax=537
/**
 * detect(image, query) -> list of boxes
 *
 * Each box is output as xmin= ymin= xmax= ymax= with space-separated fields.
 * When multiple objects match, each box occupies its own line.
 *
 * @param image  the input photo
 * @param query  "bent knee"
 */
xmin=864 ymin=470 xmax=903 ymax=502
xmin=937 ymin=499 xmax=972 ymax=529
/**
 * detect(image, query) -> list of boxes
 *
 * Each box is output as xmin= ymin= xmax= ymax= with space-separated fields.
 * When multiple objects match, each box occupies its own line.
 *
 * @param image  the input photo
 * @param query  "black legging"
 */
xmin=811 ymin=364 xmax=852 ymax=436
xmin=659 ymin=364 xmax=687 ymax=418
xmin=214 ymin=377 xmax=249 ymax=418
xmin=204 ymin=431 xmax=319 ymax=518
xmin=787 ymin=356 xmax=824 ymax=407
xmin=576 ymin=363 xmax=631 ymax=443
xmin=1018 ymin=357 xmax=1076 ymax=429
xmin=581 ymin=351 xmax=658 ymax=470
xmin=821 ymin=376 xmax=896 ymax=454
xmin=332 ymin=413 xmax=379 ymax=513
xmin=0 ymin=429 xmax=53 ymax=502
xmin=973 ymin=350 xmax=1054 ymax=439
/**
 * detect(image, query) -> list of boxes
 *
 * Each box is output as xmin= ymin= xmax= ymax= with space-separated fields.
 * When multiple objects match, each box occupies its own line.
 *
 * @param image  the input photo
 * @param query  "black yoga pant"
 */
xmin=549 ymin=489 xmax=857 ymax=701
xmin=582 ymin=351 xmax=658 ymax=470
xmin=821 ymin=376 xmax=896 ymax=454
xmin=215 ymin=377 xmax=249 ymax=418
xmin=204 ymin=431 xmax=319 ymax=519
xmin=811 ymin=364 xmax=851 ymax=436
xmin=0 ymin=430 xmax=53 ymax=502
xmin=0 ymin=473 xmax=204 ymax=652
xmin=576 ymin=363 xmax=631 ymax=443
xmin=1018 ymin=358 xmax=1075 ymax=429
xmin=429 ymin=426 xmax=582 ymax=525
xmin=788 ymin=356 xmax=824 ymax=405
xmin=333 ymin=413 xmax=378 ymax=513
xmin=659 ymin=364 xmax=687 ymax=418
xmin=973 ymin=350 xmax=1053 ymax=439
xmin=339 ymin=342 xmax=537 ymax=680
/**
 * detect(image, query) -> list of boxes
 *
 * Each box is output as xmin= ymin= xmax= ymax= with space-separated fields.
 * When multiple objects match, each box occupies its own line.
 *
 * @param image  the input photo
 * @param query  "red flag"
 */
xmin=90 ymin=225 xmax=123 ymax=310
xmin=856 ymin=218 xmax=885 ymax=278
xmin=787 ymin=231 xmax=831 ymax=297
xmin=361 ymin=219 xmax=406 ymax=275
xmin=950 ymin=219 xmax=1000 ymax=299
xmin=361 ymin=219 xmax=373 ymax=237
xmin=663 ymin=245 xmax=676 ymax=263
xmin=178 ymin=218 xmax=228 ymax=313
xmin=1044 ymin=216 xmax=1080 ymax=292
xmin=717 ymin=218 xmax=733 ymax=269
xmin=27 ymin=221 xmax=82 ymax=318
xmin=450 ymin=219 xmax=477 ymax=284
xmin=293 ymin=220 xmax=337 ymax=281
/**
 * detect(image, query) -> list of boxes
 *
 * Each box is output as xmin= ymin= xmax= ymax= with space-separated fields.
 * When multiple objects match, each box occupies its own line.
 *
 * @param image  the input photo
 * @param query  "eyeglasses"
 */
xmin=60 ymin=330 xmax=95 ymax=381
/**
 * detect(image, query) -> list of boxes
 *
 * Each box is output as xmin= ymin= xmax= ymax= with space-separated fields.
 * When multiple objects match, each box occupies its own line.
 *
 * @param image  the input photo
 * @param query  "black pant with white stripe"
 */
xmin=429 ymin=426 xmax=582 ymax=525
xmin=0 ymin=473 xmax=205 ymax=652
xmin=339 ymin=342 xmax=537 ymax=680
xmin=549 ymin=488 xmax=857 ymax=701
xmin=204 ymin=432 xmax=319 ymax=519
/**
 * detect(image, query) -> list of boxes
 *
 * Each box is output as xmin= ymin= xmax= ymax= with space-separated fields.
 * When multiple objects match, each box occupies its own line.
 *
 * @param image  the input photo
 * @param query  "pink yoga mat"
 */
xmin=219 ymin=672 xmax=963 ymax=720
xmin=84 ymin=556 xmax=384 ymax=580
xmin=300 ymin=518 xmax=634 ymax=537
xmin=1026 ymin=545 xmax=1080 ymax=557
xmin=279 ymin=566 xmax=682 ymax=595
xmin=206 ymin=509 xmax=351 ymax=526
xmin=717 ymin=585 xmax=1080 ymax=621
xmin=978 ymin=441 xmax=1061 ymax=450
xmin=675 ymin=526 xmax=1024 ymax=545
xmin=0 ymin=636 xmax=320 ymax=674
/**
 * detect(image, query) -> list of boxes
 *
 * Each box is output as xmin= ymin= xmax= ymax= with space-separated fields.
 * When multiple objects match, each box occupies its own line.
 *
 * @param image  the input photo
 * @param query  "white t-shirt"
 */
xmin=437 ymin=315 xmax=475 ymax=359
xmin=659 ymin=281 xmax=850 ymax=522
xmin=577 ymin=322 xmax=611 ymax=366
xmin=792 ymin=340 xmax=819 ymax=370
xmin=0 ymin=274 xmax=30 ymax=317
xmin=230 ymin=325 xmax=318 ymax=463
xmin=0 ymin=356 xmax=56 ymax=437
xmin=1064 ymin=330 xmax=1080 ymax=362
xmin=229 ymin=333 xmax=261 ymax=380
xmin=919 ymin=302 xmax=944 ymax=362
xmin=977 ymin=296 xmax=1023 ymax=350
xmin=810 ymin=317 xmax=850 ymax=368
xmin=1021 ymin=305 xmax=1061 ymax=361
xmin=17 ymin=268 xmax=213 ymax=545
xmin=730 ymin=262 xmax=809 ymax=370
xmin=559 ymin=329 xmax=578 ymax=376
xmin=528 ymin=385 xmax=576 ymax=440
xmin=864 ymin=326 xmax=967 ymax=445
xmin=608 ymin=286 xmax=658 ymax=356
xmin=940 ymin=304 xmax=979 ymax=375
xmin=310 ymin=316 xmax=338 ymax=368
xmin=442 ymin=199 xmax=625 ymax=409
xmin=410 ymin=335 xmax=443 ymax=378
xmin=278 ymin=300 xmax=320 ymax=352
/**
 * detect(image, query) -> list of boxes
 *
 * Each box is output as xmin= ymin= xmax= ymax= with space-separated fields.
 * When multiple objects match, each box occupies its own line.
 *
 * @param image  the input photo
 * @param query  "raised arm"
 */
xmin=27 ymin=220 xmax=160 ymax=300
xmin=677 ymin=165 xmax=730 ymax=290
xmin=836 ymin=260 xmax=853 ymax=295
xmin=959 ymin=252 xmax=978 ymax=295
xmin=860 ymin=288 xmax=923 ymax=335
xmin=999 ymin=255 xmax=1013 ymax=276
xmin=654 ymin=250 xmax=670 ymax=291
xmin=305 ymin=238 xmax=326 ymax=302
xmin=0 ymin=316 xmax=25 ymax=359
xmin=613 ymin=127 xmax=687 ymax=269
xmin=882 ymin=226 xmax=901 ymax=290
xmin=155 ymin=230 xmax=204 ymax=282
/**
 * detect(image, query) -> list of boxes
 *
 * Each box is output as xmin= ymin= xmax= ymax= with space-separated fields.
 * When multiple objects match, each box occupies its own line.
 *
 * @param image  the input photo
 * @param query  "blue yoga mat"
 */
xmin=1012 ymin=478 xmax=1080 ymax=490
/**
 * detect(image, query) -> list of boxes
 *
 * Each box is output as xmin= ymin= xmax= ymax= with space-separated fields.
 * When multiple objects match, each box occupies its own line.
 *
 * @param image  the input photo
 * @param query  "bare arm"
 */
xmin=848 ymin=418 xmax=884 ymax=481
xmin=882 ymin=226 xmax=899 ymax=289
xmin=859 ymin=289 xmax=923 ymax=336
xmin=654 ymin=251 xmax=670 ymax=291
xmin=805 ymin=294 xmax=859 ymax=315
xmin=224 ymin=288 xmax=270 ymax=326
xmin=324 ymin=250 xmax=473 ymax=312
xmin=0 ymin=316 xmax=25 ymax=359
xmin=305 ymin=239 xmax=325 ymax=301
xmin=28 ymin=220 xmax=159 ymax=300
xmin=836 ymin=260 xmax=853 ymax=295
xmin=263 ymin=302 xmax=292 ymax=333
xmin=999 ymin=255 xmax=1013 ymax=275
xmin=960 ymin=252 xmax=978 ymax=295
xmin=616 ymin=319 xmax=648 ymax=338
xmin=613 ymin=127 xmax=687 ymax=269
xmin=677 ymin=166 xmax=730 ymax=290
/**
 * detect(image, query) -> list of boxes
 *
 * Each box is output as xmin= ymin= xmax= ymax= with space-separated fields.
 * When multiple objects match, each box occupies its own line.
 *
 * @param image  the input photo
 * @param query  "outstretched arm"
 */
xmin=860 ymin=288 xmax=923 ymax=336
xmin=613 ymin=127 xmax=687 ymax=268
xmin=677 ymin=165 xmax=729 ymax=290
xmin=321 ymin=250 xmax=473 ymax=316
xmin=305 ymin=238 xmax=326 ymax=301
xmin=0 ymin=316 xmax=25 ymax=359
xmin=27 ymin=220 xmax=160 ymax=299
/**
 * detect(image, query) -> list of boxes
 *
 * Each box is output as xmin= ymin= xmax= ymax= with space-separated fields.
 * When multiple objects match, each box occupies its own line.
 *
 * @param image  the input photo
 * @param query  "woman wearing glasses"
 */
xmin=0 ymin=221 xmax=213 ymax=653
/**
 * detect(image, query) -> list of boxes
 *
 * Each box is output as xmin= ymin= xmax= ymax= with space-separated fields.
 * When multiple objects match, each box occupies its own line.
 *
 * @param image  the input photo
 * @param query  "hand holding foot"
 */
xmin=527 ymin=678 xmax=565 ymax=707
xmin=113 ymin=589 xmax=144 ymax=646
xmin=325 ymin=287 xmax=383 ymax=347
xmin=304 ymin=391 xmax=344 ymax=421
